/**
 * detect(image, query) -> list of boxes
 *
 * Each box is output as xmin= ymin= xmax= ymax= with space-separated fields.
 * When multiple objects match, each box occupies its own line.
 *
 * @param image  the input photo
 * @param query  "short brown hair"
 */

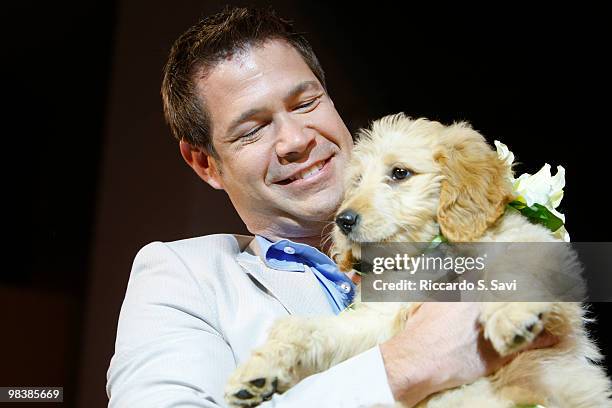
xmin=161 ymin=6 xmax=327 ymax=158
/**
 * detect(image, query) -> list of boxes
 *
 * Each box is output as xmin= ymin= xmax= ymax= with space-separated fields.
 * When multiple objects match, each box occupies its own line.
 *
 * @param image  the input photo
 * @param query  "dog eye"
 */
xmin=391 ymin=167 xmax=411 ymax=181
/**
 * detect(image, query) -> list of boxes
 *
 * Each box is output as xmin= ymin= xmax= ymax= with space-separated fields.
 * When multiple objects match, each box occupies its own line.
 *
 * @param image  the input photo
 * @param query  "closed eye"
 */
xmin=242 ymin=125 xmax=265 ymax=141
xmin=294 ymin=95 xmax=322 ymax=112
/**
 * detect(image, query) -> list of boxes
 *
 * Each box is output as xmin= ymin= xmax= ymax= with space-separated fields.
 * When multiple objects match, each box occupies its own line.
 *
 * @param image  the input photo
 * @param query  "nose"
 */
xmin=275 ymin=115 xmax=315 ymax=162
xmin=336 ymin=209 xmax=359 ymax=235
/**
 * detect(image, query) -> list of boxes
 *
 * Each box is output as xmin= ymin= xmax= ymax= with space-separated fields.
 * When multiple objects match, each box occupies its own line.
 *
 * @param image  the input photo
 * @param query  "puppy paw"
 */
xmin=224 ymin=345 xmax=300 ymax=407
xmin=482 ymin=303 xmax=550 ymax=356
xmin=225 ymin=372 xmax=278 ymax=407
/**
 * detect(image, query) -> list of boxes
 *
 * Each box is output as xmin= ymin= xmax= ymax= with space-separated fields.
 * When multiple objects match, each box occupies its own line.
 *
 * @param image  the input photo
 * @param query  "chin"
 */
xmin=300 ymin=190 xmax=344 ymax=221
xmin=292 ymin=203 xmax=337 ymax=224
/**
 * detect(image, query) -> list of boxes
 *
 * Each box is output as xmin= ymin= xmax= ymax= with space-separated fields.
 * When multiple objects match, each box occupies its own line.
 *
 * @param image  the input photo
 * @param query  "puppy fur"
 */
xmin=225 ymin=114 xmax=612 ymax=408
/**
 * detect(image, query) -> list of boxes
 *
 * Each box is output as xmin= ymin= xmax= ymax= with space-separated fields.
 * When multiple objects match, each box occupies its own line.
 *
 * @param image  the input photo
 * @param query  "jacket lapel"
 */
xmin=235 ymin=238 xmax=334 ymax=316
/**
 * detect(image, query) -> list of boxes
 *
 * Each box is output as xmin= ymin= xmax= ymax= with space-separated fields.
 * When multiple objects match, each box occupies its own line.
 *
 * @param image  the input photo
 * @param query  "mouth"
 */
xmin=275 ymin=157 xmax=333 ymax=186
xmin=342 ymin=226 xmax=400 ymax=245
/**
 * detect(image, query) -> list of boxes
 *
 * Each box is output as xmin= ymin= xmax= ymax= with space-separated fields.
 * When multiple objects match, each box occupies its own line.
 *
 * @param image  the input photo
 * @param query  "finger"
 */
xmin=502 ymin=331 xmax=560 ymax=364
xmin=527 ymin=330 xmax=560 ymax=350
xmin=492 ymin=330 xmax=559 ymax=370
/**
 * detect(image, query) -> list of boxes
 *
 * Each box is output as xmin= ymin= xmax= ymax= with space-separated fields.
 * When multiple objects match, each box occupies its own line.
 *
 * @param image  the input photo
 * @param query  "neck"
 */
xmin=267 ymin=233 xmax=330 ymax=251
xmin=251 ymin=226 xmax=333 ymax=253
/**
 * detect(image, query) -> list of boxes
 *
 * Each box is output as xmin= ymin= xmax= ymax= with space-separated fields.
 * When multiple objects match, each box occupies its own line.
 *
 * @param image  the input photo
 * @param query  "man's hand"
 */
xmin=379 ymin=302 xmax=559 ymax=407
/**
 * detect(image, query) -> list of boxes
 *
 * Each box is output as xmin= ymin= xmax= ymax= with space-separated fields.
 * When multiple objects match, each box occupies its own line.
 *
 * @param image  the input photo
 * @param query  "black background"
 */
xmin=3 ymin=2 xmax=610 ymax=407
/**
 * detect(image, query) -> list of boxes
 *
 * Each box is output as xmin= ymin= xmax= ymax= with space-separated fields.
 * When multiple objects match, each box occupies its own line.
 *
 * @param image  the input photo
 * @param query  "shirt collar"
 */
xmin=255 ymin=235 xmax=327 ymax=272
xmin=254 ymin=235 xmax=357 ymax=309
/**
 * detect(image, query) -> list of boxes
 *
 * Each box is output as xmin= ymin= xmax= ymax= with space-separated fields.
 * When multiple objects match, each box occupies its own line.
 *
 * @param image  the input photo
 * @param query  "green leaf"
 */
xmin=430 ymin=234 xmax=448 ymax=244
xmin=508 ymin=200 xmax=527 ymax=210
xmin=508 ymin=200 xmax=564 ymax=233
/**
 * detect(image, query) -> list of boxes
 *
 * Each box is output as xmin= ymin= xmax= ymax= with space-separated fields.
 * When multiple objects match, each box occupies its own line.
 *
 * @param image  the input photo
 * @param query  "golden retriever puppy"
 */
xmin=225 ymin=114 xmax=611 ymax=407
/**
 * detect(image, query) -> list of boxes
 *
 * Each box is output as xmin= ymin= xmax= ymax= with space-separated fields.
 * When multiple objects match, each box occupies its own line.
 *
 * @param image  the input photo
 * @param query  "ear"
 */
xmin=434 ymin=123 xmax=514 ymax=241
xmin=179 ymin=140 xmax=224 ymax=190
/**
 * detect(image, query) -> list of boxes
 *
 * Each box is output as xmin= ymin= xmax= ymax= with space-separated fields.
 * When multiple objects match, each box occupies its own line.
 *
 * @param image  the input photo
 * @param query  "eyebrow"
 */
xmin=224 ymin=80 xmax=322 ymax=138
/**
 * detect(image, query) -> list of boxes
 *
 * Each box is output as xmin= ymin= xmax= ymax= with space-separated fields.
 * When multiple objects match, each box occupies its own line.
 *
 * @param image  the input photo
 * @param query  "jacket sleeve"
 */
xmin=107 ymin=241 xmax=395 ymax=408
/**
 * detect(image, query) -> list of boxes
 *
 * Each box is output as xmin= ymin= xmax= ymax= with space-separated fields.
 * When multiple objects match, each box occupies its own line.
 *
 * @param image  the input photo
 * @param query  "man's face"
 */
xmin=196 ymin=40 xmax=353 ymax=239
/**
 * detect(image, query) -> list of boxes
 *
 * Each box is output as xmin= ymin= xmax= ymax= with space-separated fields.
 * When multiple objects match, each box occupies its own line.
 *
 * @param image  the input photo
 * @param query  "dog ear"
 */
xmin=434 ymin=123 xmax=514 ymax=241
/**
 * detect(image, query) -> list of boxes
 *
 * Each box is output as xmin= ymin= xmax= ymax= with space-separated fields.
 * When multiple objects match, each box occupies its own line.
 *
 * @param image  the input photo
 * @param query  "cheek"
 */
xmin=309 ymin=103 xmax=350 ymax=145
xmin=373 ymin=184 xmax=397 ymax=212
xmin=350 ymin=184 xmax=398 ymax=223
xmin=227 ymin=147 xmax=271 ymax=185
xmin=397 ymin=177 xmax=441 ymax=218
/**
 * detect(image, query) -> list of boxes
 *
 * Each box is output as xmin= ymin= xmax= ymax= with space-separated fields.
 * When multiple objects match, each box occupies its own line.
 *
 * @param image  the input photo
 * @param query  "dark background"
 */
xmin=3 ymin=1 xmax=610 ymax=407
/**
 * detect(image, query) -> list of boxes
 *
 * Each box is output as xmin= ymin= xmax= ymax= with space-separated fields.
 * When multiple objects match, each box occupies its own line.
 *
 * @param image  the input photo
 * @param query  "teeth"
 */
xmin=291 ymin=161 xmax=325 ymax=181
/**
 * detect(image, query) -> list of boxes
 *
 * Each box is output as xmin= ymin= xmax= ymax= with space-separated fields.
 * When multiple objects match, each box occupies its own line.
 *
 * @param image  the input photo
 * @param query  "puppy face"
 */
xmin=332 ymin=113 xmax=513 ymax=271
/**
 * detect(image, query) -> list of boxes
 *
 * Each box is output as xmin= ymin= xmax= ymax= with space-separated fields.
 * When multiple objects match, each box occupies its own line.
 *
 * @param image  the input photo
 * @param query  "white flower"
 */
xmin=552 ymin=225 xmax=570 ymax=242
xmin=513 ymin=164 xmax=565 ymax=210
xmin=494 ymin=140 xmax=515 ymax=169
xmin=495 ymin=140 xmax=570 ymax=242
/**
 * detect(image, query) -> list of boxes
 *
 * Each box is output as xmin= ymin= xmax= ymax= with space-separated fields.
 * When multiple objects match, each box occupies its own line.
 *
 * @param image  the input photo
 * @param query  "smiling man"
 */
xmin=181 ymin=38 xmax=352 ymax=245
xmin=106 ymin=6 xmax=556 ymax=408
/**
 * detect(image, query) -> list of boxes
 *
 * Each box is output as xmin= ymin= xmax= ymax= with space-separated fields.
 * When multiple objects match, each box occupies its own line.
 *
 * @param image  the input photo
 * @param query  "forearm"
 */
xmin=378 ymin=303 xmax=484 ymax=407
xmin=257 ymin=346 xmax=395 ymax=407
xmin=378 ymin=302 xmax=559 ymax=407
xmin=380 ymin=336 xmax=441 ymax=407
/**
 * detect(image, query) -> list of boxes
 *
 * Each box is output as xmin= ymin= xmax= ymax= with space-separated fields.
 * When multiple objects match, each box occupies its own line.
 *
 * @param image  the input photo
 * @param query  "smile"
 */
xmin=290 ymin=160 xmax=325 ymax=181
xmin=276 ymin=157 xmax=332 ymax=186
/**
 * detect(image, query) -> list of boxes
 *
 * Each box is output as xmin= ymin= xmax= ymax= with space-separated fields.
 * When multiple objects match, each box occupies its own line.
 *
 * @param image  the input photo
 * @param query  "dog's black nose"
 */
xmin=336 ymin=209 xmax=359 ymax=235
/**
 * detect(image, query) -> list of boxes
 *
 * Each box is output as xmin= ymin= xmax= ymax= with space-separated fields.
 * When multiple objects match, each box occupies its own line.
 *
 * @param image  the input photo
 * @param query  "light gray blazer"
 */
xmin=107 ymin=234 xmax=394 ymax=407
